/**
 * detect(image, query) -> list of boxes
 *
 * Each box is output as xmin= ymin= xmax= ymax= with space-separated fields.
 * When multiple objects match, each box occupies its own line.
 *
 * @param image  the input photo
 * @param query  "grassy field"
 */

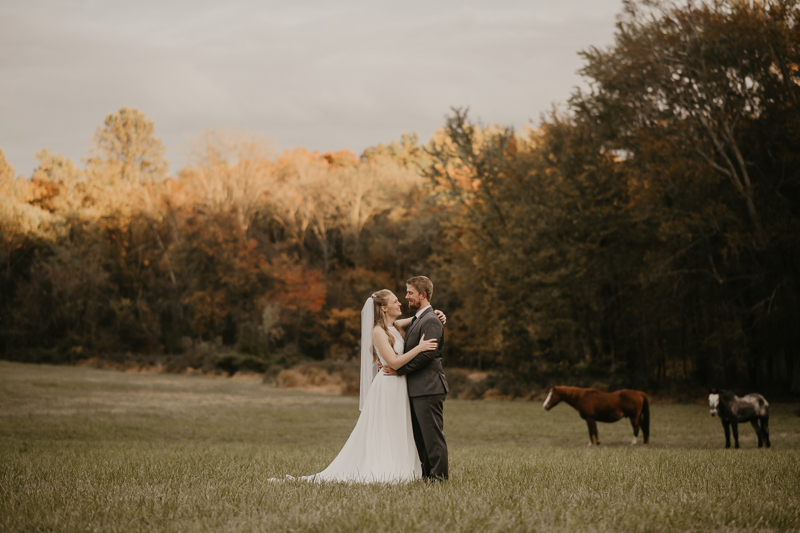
xmin=1 ymin=361 xmax=799 ymax=532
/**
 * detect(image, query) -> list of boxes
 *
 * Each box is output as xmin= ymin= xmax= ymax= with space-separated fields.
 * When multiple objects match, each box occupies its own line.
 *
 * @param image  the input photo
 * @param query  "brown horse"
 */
xmin=543 ymin=386 xmax=650 ymax=446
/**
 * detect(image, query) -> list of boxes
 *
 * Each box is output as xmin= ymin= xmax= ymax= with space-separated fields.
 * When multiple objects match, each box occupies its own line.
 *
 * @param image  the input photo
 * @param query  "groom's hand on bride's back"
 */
xmin=376 ymin=360 xmax=394 ymax=375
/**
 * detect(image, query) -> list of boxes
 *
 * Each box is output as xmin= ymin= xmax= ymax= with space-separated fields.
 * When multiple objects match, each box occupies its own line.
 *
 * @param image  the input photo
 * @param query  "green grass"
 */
xmin=1 ymin=361 xmax=799 ymax=532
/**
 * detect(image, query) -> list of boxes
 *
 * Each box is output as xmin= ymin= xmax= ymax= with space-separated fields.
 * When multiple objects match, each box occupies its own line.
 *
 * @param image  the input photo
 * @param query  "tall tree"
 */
xmin=573 ymin=0 xmax=800 ymax=390
xmin=182 ymin=130 xmax=274 ymax=233
xmin=87 ymin=107 xmax=168 ymax=184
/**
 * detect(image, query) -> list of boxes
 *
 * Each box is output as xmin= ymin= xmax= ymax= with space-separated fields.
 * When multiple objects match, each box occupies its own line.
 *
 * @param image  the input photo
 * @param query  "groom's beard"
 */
xmin=407 ymin=301 xmax=420 ymax=311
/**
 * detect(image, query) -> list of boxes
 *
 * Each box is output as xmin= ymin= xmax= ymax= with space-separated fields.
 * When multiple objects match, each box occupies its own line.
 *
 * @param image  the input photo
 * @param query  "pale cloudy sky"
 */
xmin=0 ymin=0 xmax=622 ymax=176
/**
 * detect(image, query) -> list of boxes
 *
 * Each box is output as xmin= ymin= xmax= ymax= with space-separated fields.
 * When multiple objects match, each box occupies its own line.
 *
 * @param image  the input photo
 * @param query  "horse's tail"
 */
xmin=641 ymin=394 xmax=650 ymax=444
xmin=760 ymin=396 xmax=770 ymax=446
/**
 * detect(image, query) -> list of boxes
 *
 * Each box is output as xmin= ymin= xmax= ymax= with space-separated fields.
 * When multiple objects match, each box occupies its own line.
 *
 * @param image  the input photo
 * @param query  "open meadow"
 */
xmin=1 ymin=361 xmax=799 ymax=532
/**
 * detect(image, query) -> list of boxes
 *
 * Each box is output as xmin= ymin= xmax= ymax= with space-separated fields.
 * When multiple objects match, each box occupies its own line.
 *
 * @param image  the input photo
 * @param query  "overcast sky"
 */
xmin=0 ymin=0 xmax=622 ymax=176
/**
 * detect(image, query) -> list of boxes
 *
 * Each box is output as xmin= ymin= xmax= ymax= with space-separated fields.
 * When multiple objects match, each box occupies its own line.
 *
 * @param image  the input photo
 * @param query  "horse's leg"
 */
xmin=722 ymin=419 xmax=731 ymax=448
xmin=731 ymin=421 xmax=740 ymax=449
xmin=586 ymin=418 xmax=600 ymax=446
xmin=750 ymin=419 xmax=763 ymax=448
xmin=629 ymin=417 xmax=639 ymax=445
xmin=586 ymin=420 xmax=594 ymax=446
xmin=761 ymin=417 xmax=771 ymax=448
xmin=641 ymin=396 xmax=650 ymax=444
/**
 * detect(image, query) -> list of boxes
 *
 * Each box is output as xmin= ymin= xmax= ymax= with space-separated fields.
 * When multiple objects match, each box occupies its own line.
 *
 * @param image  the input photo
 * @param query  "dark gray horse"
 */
xmin=708 ymin=389 xmax=770 ymax=449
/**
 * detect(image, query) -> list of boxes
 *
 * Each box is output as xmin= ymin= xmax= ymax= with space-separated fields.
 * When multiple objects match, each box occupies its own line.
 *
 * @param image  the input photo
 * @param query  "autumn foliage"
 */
xmin=1 ymin=1 xmax=799 ymax=394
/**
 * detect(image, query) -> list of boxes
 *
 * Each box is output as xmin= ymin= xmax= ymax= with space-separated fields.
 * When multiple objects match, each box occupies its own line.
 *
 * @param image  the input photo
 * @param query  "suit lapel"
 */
xmin=406 ymin=307 xmax=433 ymax=348
xmin=416 ymin=307 xmax=434 ymax=325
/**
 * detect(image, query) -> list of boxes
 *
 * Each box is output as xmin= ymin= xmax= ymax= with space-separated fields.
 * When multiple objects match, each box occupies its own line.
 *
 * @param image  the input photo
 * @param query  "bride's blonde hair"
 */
xmin=370 ymin=289 xmax=405 ymax=362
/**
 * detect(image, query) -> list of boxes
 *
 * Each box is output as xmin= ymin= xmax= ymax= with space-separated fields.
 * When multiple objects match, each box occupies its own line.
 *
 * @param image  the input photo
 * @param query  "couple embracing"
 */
xmin=295 ymin=276 xmax=449 ymax=483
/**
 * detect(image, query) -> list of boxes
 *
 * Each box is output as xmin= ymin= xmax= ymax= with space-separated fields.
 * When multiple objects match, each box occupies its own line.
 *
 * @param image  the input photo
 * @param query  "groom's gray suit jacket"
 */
xmin=396 ymin=307 xmax=449 ymax=397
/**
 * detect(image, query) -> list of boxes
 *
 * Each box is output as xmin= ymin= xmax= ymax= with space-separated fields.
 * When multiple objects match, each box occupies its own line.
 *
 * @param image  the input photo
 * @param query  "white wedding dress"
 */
xmin=297 ymin=327 xmax=422 ymax=483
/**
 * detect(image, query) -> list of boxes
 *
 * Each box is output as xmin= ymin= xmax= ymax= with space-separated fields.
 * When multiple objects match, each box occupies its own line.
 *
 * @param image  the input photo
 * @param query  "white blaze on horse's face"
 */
xmin=543 ymin=390 xmax=553 ymax=410
xmin=709 ymin=393 xmax=720 ymax=416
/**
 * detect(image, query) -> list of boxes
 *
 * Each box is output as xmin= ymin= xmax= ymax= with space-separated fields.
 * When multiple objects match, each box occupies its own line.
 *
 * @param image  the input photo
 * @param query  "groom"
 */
xmin=385 ymin=276 xmax=449 ymax=481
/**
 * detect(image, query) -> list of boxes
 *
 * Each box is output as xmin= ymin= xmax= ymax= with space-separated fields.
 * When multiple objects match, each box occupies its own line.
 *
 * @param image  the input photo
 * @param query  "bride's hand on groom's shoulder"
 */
xmin=419 ymin=333 xmax=438 ymax=352
xmin=435 ymin=310 xmax=447 ymax=325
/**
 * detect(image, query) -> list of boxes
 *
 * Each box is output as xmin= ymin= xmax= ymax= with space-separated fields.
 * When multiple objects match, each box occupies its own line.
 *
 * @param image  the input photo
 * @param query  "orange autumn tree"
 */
xmin=271 ymin=261 xmax=327 ymax=352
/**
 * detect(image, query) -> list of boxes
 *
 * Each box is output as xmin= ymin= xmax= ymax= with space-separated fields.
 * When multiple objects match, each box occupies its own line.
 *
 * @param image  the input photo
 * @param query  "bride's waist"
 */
xmin=376 ymin=370 xmax=406 ymax=380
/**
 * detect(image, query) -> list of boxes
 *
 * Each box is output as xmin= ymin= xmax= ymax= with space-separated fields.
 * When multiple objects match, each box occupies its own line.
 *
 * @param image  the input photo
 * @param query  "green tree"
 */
xmin=573 ymin=0 xmax=800 ymax=391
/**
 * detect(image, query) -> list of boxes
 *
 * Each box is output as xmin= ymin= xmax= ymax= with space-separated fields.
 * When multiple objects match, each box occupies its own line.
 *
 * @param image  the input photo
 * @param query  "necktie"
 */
xmin=410 ymin=316 xmax=417 ymax=327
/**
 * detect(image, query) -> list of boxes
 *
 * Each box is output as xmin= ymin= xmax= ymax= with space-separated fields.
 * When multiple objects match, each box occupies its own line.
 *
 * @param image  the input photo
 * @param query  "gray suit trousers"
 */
xmin=409 ymin=393 xmax=448 ymax=481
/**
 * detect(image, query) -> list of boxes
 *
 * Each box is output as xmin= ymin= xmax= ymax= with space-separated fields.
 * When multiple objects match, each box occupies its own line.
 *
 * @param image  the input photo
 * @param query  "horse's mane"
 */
xmin=718 ymin=389 xmax=736 ymax=400
xmin=557 ymin=386 xmax=601 ymax=394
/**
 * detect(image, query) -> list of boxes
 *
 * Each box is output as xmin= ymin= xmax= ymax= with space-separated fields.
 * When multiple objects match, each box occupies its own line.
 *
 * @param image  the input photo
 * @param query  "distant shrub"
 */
xmin=214 ymin=353 xmax=269 ymax=375
xmin=269 ymin=345 xmax=306 ymax=369
xmin=236 ymin=323 xmax=269 ymax=357
xmin=271 ymin=360 xmax=360 ymax=395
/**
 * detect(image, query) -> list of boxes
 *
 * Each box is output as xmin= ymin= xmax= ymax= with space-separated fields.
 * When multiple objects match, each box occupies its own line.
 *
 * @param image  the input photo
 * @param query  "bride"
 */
xmin=290 ymin=289 xmax=444 ymax=483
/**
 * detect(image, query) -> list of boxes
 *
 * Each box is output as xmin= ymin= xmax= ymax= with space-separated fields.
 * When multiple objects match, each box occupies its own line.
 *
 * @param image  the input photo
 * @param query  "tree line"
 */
xmin=2 ymin=0 xmax=798 ymax=394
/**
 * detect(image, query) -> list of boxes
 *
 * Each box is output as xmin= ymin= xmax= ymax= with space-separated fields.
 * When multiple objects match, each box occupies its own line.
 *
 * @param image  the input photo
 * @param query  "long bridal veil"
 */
xmin=359 ymin=297 xmax=378 ymax=410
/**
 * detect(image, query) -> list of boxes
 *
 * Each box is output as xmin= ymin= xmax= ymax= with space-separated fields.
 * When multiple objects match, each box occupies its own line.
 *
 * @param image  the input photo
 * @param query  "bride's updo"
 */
xmin=371 ymin=289 xmax=404 ymax=362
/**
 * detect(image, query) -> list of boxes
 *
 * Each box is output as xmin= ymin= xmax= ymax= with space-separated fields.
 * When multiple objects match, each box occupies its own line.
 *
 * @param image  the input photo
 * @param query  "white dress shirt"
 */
xmin=415 ymin=304 xmax=432 ymax=319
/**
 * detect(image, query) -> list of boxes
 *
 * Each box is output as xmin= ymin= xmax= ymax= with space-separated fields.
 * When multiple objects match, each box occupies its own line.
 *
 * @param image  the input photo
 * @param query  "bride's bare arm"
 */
xmin=372 ymin=326 xmax=438 ymax=370
xmin=394 ymin=336 xmax=437 ymax=368
xmin=395 ymin=317 xmax=413 ymax=329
